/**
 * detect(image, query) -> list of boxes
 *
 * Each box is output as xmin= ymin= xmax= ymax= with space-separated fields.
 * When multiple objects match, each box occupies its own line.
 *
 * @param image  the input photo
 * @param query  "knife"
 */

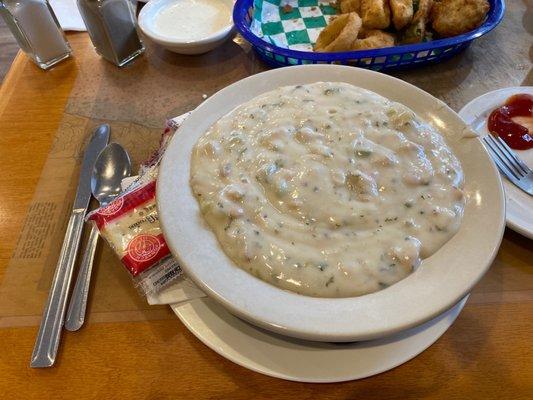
xmin=30 ymin=124 xmax=110 ymax=368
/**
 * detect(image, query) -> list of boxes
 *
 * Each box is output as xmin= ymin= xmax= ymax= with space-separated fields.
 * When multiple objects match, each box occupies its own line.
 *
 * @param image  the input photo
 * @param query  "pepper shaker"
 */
xmin=77 ymin=0 xmax=145 ymax=67
xmin=0 ymin=0 xmax=71 ymax=70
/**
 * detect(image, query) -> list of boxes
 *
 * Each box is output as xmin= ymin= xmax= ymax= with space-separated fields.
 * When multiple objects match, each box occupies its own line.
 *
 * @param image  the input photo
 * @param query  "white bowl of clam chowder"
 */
xmin=157 ymin=65 xmax=505 ymax=342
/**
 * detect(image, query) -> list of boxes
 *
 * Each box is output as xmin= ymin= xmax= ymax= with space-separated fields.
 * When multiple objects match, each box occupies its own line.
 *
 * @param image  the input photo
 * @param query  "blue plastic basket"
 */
xmin=233 ymin=0 xmax=505 ymax=71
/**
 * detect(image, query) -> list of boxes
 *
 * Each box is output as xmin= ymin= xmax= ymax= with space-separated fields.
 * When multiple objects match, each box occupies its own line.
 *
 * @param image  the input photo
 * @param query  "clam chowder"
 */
xmin=190 ymin=82 xmax=465 ymax=297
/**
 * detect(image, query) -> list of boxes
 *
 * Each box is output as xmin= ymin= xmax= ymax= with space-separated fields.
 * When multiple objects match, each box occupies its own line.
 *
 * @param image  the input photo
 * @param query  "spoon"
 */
xmin=65 ymin=143 xmax=131 ymax=331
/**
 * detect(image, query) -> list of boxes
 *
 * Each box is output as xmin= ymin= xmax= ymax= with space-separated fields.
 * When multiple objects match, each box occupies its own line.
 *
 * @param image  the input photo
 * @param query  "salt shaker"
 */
xmin=77 ymin=0 xmax=145 ymax=67
xmin=0 ymin=0 xmax=71 ymax=70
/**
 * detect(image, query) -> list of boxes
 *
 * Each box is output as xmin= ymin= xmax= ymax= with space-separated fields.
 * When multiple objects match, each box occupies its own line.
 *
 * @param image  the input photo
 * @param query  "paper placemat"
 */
xmin=0 ymin=38 xmax=266 ymax=328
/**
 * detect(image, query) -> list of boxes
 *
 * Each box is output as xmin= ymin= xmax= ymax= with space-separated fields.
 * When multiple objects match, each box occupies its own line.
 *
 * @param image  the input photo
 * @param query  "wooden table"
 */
xmin=0 ymin=2 xmax=531 ymax=398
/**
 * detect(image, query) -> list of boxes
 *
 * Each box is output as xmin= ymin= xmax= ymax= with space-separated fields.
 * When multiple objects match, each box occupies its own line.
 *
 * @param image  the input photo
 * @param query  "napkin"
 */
xmin=118 ymin=175 xmax=207 ymax=306
xmin=250 ymin=0 xmax=338 ymax=51
xmin=113 ymin=112 xmax=208 ymax=306
xmin=49 ymin=0 xmax=86 ymax=31
xmin=146 ymin=277 xmax=206 ymax=305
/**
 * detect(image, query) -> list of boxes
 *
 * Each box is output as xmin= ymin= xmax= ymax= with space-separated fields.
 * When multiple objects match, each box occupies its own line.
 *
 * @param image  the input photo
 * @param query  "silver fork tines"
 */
xmin=494 ymin=135 xmax=530 ymax=175
xmin=482 ymin=135 xmax=533 ymax=196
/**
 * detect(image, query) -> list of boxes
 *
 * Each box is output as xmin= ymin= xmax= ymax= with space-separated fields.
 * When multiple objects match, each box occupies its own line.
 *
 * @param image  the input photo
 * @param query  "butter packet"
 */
xmin=87 ymin=179 xmax=182 ymax=296
xmin=87 ymin=114 xmax=191 ymax=297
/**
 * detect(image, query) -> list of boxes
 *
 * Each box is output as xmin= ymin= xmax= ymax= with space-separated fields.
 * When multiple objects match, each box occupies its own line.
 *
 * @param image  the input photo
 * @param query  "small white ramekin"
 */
xmin=138 ymin=0 xmax=235 ymax=55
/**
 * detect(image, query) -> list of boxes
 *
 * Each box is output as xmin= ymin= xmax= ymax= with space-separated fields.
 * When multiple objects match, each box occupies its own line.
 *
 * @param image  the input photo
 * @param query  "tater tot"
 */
xmin=340 ymin=0 xmax=362 ymax=14
xmin=360 ymin=0 xmax=391 ymax=29
xmin=390 ymin=0 xmax=413 ymax=30
xmin=431 ymin=0 xmax=490 ymax=37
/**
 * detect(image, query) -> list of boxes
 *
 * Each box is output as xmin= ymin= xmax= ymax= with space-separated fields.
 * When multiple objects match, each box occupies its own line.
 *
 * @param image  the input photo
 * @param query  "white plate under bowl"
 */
xmin=459 ymin=86 xmax=533 ymax=240
xmin=157 ymin=65 xmax=505 ymax=342
xmin=171 ymin=296 xmax=468 ymax=383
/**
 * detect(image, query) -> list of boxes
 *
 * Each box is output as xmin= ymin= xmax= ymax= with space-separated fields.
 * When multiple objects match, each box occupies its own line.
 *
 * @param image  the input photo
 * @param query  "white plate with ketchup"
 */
xmin=460 ymin=87 xmax=533 ymax=240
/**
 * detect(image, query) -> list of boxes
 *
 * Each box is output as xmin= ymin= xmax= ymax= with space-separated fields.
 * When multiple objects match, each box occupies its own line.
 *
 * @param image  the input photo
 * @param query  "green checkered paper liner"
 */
xmin=250 ymin=0 xmax=339 ymax=51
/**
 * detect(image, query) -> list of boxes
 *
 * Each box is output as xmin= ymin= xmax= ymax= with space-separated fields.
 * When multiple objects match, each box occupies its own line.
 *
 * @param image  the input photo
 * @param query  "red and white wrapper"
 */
xmin=86 ymin=114 xmax=191 ymax=297
xmin=90 ymin=181 xmax=167 ymax=276
xmin=88 ymin=180 xmax=181 ymax=295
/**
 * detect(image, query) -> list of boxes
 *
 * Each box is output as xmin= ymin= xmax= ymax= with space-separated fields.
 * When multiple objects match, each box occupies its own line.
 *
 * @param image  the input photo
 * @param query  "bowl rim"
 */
xmin=157 ymin=65 xmax=505 ymax=342
xmin=138 ymin=0 xmax=235 ymax=47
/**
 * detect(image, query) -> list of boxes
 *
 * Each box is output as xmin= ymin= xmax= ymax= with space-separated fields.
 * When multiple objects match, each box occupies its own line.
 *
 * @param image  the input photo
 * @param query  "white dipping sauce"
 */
xmin=191 ymin=83 xmax=465 ymax=298
xmin=155 ymin=0 xmax=232 ymax=41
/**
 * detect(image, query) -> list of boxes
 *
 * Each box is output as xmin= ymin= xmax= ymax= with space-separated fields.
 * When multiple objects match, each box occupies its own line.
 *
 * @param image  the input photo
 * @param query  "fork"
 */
xmin=482 ymin=134 xmax=533 ymax=196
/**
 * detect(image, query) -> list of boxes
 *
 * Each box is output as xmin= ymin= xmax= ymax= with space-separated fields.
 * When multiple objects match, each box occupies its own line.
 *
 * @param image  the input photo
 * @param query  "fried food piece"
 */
xmin=340 ymin=0 xmax=361 ymax=14
xmin=360 ymin=0 xmax=391 ymax=29
xmin=390 ymin=0 xmax=413 ymax=30
xmin=431 ymin=0 xmax=490 ymax=37
xmin=401 ymin=18 xmax=426 ymax=43
xmin=413 ymin=0 xmax=433 ymax=21
xmin=352 ymin=29 xmax=395 ymax=50
xmin=314 ymin=13 xmax=363 ymax=52
xmin=400 ymin=0 xmax=432 ymax=43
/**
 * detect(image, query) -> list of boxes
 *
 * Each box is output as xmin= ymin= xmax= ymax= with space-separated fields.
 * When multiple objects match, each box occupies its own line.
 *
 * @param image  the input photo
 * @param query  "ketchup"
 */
xmin=487 ymin=93 xmax=533 ymax=150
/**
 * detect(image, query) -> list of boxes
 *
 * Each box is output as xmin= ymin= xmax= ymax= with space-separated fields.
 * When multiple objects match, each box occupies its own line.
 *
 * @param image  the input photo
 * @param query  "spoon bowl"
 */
xmin=91 ymin=143 xmax=131 ymax=205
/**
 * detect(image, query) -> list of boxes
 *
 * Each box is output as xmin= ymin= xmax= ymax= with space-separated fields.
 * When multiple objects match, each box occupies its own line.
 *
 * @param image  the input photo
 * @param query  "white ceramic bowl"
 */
xmin=138 ymin=0 xmax=235 ymax=55
xmin=157 ymin=65 xmax=505 ymax=342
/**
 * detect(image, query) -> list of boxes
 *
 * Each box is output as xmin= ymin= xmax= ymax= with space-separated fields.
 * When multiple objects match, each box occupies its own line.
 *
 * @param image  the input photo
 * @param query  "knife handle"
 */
xmin=30 ymin=210 xmax=86 ymax=368
xmin=65 ymin=224 xmax=99 ymax=332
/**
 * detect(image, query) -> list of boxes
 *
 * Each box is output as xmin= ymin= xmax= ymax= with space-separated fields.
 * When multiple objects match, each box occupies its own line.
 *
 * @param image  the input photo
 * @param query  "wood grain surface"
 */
xmin=0 ymin=2 xmax=532 ymax=398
